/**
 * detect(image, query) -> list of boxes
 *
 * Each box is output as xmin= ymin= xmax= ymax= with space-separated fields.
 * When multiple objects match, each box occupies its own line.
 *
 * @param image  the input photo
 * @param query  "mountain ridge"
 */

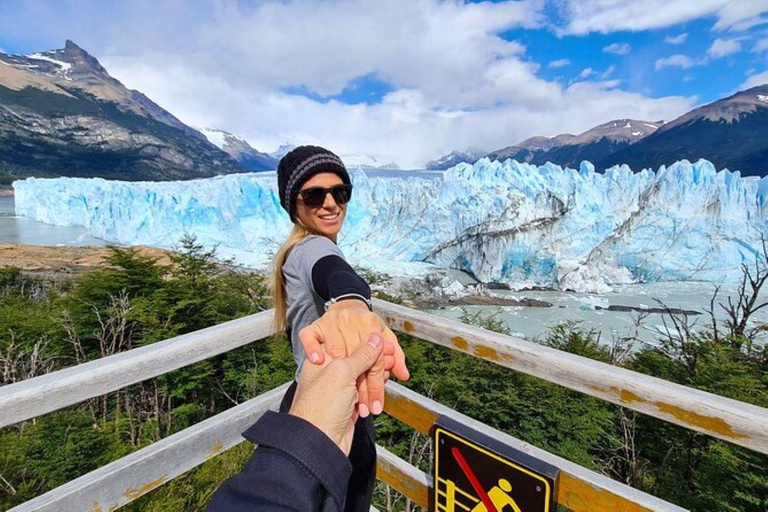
xmin=0 ymin=40 xmax=245 ymax=183
xmin=599 ymin=85 xmax=768 ymax=175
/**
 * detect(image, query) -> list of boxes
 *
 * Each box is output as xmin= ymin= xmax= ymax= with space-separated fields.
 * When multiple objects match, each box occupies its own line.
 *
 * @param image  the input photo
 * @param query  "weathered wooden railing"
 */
xmin=1 ymin=299 xmax=767 ymax=511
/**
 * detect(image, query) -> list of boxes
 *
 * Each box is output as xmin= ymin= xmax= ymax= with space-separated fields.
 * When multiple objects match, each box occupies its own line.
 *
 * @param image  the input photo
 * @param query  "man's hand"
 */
xmin=289 ymin=333 xmax=385 ymax=455
xmin=299 ymin=300 xmax=409 ymax=418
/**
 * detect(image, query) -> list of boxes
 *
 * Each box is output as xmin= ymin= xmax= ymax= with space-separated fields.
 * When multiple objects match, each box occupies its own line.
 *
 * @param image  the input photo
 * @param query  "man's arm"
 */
xmin=207 ymin=411 xmax=351 ymax=512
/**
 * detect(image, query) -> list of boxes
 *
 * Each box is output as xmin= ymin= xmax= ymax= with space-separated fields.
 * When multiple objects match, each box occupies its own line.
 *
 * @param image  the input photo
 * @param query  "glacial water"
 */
xmin=428 ymin=280 xmax=767 ymax=348
xmin=0 ymin=196 xmax=103 ymax=246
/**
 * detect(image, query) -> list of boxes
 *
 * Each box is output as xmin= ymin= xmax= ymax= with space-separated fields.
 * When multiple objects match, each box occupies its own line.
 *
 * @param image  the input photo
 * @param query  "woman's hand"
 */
xmin=290 ymin=333 xmax=385 ymax=455
xmin=299 ymin=299 xmax=409 ymax=417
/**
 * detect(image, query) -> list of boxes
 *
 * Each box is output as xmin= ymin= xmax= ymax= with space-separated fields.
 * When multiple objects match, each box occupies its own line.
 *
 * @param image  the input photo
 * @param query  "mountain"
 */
xmin=599 ymin=85 xmax=768 ymax=176
xmin=198 ymin=128 xmax=277 ymax=171
xmin=426 ymin=148 xmax=487 ymax=170
xmin=340 ymin=153 xmax=400 ymax=170
xmin=0 ymin=40 xmax=245 ymax=184
xmin=487 ymin=119 xmax=661 ymax=169
xmin=269 ymin=144 xmax=296 ymax=161
xmin=486 ymin=134 xmax=576 ymax=164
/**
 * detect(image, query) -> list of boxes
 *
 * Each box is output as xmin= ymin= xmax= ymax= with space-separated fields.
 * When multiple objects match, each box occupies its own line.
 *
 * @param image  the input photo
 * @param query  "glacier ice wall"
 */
xmin=14 ymin=158 xmax=768 ymax=292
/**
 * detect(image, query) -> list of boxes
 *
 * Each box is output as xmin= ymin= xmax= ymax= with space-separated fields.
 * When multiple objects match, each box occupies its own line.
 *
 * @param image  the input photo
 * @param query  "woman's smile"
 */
xmin=296 ymin=172 xmax=347 ymax=241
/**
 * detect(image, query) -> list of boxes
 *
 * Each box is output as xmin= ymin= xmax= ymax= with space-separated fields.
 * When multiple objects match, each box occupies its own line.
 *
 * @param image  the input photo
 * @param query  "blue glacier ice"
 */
xmin=13 ymin=158 xmax=768 ymax=293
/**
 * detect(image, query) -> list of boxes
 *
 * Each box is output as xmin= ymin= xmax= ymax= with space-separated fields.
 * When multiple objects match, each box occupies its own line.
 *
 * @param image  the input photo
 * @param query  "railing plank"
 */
xmin=9 ymin=383 xmax=290 ymax=512
xmin=0 ymin=310 xmax=276 ymax=428
xmin=375 ymin=299 xmax=768 ymax=455
xmin=384 ymin=382 xmax=686 ymax=512
xmin=376 ymin=445 xmax=431 ymax=509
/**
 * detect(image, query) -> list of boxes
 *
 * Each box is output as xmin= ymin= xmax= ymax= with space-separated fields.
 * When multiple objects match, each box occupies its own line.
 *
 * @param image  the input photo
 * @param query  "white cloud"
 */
xmin=107 ymin=55 xmax=693 ymax=167
xmin=0 ymin=0 xmax=694 ymax=167
xmin=713 ymin=0 xmax=768 ymax=31
xmin=556 ymin=0 xmax=767 ymax=35
xmin=664 ymin=33 xmax=688 ymax=44
xmin=740 ymin=70 xmax=768 ymax=90
xmin=556 ymin=0 xmax=727 ymax=34
xmin=577 ymin=67 xmax=596 ymax=79
xmin=754 ymin=38 xmax=768 ymax=53
xmin=600 ymin=65 xmax=616 ymax=80
xmin=548 ymin=58 xmax=570 ymax=68
xmin=708 ymin=38 xmax=742 ymax=57
xmin=602 ymin=42 xmax=630 ymax=55
xmin=655 ymin=54 xmax=696 ymax=70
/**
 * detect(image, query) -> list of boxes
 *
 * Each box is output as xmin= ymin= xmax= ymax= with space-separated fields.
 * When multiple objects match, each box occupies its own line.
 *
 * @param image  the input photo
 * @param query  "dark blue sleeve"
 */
xmin=207 ymin=411 xmax=352 ymax=512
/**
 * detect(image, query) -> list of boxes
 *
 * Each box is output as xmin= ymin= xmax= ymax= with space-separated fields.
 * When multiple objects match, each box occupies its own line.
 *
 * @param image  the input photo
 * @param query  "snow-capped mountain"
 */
xmin=14 ymin=158 xmax=767 ymax=293
xmin=198 ymin=128 xmax=277 ymax=171
xmin=600 ymin=84 xmax=768 ymax=176
xmin=340 ymin=153 xmax=400 ymax=170
xmin=487 ymin=119 xmax=661 ymax=170
xmin=426 ymin=148 xmax=487 ymax=170
xmin=486 ymin=134 xmax=576 ymax=163
xmin=0 ymin=40 xmax=244 ymax=182
xmin=269 ymin=144 xmax=296 ymax=160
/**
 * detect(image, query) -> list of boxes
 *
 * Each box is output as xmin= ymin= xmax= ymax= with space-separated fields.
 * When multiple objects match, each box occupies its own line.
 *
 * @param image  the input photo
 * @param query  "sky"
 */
xmin=0 ymin=0 xmax=767 ymax=168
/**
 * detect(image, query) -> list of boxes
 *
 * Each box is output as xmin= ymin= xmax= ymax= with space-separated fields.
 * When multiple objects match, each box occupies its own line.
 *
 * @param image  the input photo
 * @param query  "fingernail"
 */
xmin=359 ymin=403 xmax=370 ymax=418
xmin=372 ymin=400 xmax=383 ymax=415
xmin=310 ymin=352 xmax=320 ymax=363
xmin=366 ymin=333 xmax=382 ymax=348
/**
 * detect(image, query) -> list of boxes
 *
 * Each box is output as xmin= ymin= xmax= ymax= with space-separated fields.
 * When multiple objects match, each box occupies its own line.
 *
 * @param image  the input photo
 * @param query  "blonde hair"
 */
xmin=271 ymin=222 xmax=312 ymax=333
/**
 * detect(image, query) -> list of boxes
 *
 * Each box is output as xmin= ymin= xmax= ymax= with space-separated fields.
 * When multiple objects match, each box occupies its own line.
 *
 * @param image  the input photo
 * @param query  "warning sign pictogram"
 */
xmin=432 ymin=417 xmax=559 ymax=512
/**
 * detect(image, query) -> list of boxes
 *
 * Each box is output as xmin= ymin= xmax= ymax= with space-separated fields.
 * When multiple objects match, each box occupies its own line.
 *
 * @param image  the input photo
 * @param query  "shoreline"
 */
xmin=0 ymin=243 xmax=171 ymax=278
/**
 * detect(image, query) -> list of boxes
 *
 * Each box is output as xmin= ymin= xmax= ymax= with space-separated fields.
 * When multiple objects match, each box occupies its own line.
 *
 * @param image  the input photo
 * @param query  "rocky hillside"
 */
xmin=599 ymin=85 xmax=768 ymax=175
xmin=0 ymin=40 xmax=245 ymax=184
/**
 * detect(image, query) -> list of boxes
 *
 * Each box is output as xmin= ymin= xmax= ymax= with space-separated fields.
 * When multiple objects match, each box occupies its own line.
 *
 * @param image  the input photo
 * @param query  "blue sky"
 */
xmin=0 ymin=0 xmax=766 ymax=167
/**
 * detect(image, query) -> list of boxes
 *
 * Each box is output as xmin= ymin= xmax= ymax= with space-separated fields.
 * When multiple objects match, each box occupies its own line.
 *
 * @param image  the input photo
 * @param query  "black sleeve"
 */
xmin=311 ymin=255 xmax=371 ymax=303
xmin=207 ymin=411 xmax=352 ymax=512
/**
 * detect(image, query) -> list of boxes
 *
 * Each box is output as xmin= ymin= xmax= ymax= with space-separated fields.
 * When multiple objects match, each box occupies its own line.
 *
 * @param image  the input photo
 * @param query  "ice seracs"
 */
xmin=13 ymin=158 xmax=768 ymax=293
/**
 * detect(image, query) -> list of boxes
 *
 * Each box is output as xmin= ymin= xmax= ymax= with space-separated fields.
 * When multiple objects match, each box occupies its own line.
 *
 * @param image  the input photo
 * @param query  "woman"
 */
xmin=272 ymin=145 xmax=409 ymax=511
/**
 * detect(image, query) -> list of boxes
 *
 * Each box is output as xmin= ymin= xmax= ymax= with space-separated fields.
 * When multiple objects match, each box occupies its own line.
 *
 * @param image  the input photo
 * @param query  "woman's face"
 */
xmin=295 ymin=172 xmax=347 ymax=242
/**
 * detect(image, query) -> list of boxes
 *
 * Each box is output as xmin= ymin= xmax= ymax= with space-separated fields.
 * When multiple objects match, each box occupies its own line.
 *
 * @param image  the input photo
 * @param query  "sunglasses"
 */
xmin=298 ymin=184 xmax=353 ymax=207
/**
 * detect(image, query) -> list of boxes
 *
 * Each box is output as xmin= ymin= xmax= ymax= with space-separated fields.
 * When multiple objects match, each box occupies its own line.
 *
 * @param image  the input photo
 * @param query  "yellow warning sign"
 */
xmin=433 ymin=421 xmax=557 ymax=512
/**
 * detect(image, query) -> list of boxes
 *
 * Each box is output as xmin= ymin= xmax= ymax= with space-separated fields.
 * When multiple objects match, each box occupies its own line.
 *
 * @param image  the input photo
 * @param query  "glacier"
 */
xmin=13 ymin=158 xmax=768 ymax=293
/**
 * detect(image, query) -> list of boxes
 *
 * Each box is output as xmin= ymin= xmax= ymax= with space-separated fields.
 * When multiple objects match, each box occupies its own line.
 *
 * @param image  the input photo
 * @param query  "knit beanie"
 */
xmin=277 ymin=145 xmax=351 ymax=223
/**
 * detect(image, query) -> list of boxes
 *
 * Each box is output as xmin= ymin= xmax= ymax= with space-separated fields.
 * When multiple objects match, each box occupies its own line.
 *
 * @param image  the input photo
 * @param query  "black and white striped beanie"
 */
xmin=277 ymin=145 xmax=351 ymax=223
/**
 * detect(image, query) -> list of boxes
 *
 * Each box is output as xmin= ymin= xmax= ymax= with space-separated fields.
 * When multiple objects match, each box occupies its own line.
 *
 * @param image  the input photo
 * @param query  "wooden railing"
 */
xmin=2 ymin=300 xmax=767 ymax=511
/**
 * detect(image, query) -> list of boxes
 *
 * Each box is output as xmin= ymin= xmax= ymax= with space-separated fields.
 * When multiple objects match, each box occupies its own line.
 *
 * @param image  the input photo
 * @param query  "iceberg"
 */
xmin=13 ymin=158 xmax=768 ymax=293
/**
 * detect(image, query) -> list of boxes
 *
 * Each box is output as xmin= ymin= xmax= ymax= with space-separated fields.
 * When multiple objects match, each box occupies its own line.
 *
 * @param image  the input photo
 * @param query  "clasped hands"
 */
xmin=298 ymin=299 xmax=409 ymax=418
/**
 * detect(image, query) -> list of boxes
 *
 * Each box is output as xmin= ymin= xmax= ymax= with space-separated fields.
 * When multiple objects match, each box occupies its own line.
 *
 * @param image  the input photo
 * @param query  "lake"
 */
xmin=428 ymin=280 xmax=764 ymax=348
xmin=0 ymin=196 xmax=103 ymax=246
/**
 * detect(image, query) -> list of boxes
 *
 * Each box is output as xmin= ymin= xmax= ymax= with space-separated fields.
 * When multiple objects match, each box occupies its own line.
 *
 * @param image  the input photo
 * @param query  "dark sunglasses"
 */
xmin=298 ymin=184 xmax=353 ymax=207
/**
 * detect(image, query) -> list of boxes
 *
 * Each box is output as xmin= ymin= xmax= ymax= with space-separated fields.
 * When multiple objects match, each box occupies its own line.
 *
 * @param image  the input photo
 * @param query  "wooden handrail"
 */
xmin=8 ymin=383 xmax=289 ymax=512
xmin=384 ymin=381 xmax=686 ymax=512
xmin=375 ymin=446 xmax=431 ymax=509
xmin=2 ymin=300 xmax=765 ymax=510
xmin=0 ymin=309 xmax=276 ymax=429
xmin=375 ymin=299 xmax=768 ymax=455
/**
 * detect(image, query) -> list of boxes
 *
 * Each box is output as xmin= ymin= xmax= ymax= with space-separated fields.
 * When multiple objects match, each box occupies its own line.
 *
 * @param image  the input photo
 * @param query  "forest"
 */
xmin=0 ymin=237 xmax=766 ymax=511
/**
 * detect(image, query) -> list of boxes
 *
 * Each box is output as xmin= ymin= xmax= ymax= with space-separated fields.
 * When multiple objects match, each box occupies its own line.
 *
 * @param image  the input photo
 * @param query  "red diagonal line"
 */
xmin=451 ymin=446 xmax=498 ymax=512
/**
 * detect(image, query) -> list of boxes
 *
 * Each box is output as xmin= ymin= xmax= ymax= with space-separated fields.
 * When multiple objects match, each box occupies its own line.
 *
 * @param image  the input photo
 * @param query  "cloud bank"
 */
xmin=0 ymin=0 xmax=701 ymax=167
